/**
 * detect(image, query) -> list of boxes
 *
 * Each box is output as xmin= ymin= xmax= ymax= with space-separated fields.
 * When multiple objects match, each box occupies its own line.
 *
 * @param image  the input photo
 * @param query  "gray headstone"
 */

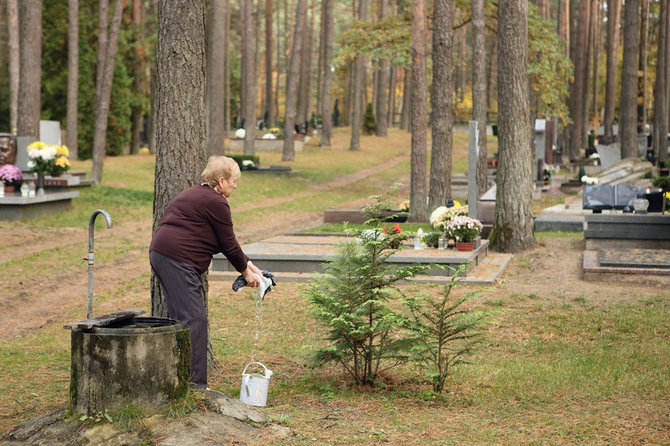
xmin=16 ymin=136 xmax=36 ymax=172
xmin=40 ymin=120 xmax=62 ymax=145
xmin=468 ymin=121 xmax=479 ymax=220
xmin=595 ymin=144 xmax=621 ymax=169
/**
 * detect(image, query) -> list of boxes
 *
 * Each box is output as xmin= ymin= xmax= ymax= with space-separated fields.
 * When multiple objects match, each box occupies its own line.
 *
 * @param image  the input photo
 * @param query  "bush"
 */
xmin=363 ymin=103 xmax=377 ymax=135
xmin=652 ymin=176 xmax=670 ymax=191
xmin=228 ymin=154 xmax=260 ymax=170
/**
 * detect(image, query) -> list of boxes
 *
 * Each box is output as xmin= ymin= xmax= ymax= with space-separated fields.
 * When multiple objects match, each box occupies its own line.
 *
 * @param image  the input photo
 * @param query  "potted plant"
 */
xmin=444 ymin=215 xmax=483 ymax=251
xmin=381 ymin=223 xmax=406 ymax=249
xmin=0 ymin=164 xmax=23 ymax=193
xmin=26 ymin=141 xmax=71 ymax=194
xmin=429 ymin=203 xmax=468 ymax=234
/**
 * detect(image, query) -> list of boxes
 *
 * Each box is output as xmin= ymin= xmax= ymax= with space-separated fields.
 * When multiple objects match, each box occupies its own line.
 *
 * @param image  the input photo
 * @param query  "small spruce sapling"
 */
xmin=404 ymin=265 xmax=492 ymax=393
xmin=304 ymin=186 xmax=428 ymax=386
xmin=363 ymin=103 xmax=377 ymax=135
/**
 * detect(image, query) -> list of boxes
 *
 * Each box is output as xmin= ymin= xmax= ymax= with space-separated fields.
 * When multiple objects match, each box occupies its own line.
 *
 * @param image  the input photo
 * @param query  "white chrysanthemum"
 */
xmin=234 ymin=128 xmax=246 ymax=139
xmin=261 ymin=133 xmax=277 ymax=140
xmin=27 ymin=160 xmax=35 ymax=169
xmin=429 ymin=206 xmax=448 ymax=226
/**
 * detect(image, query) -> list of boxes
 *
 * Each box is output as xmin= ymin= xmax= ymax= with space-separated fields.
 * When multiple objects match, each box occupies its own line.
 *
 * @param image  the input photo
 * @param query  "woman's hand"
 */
xmin=247 ymin=261 xmax=263 ymax=276
xmin=242 ymin=267 xmax=261 ymax=287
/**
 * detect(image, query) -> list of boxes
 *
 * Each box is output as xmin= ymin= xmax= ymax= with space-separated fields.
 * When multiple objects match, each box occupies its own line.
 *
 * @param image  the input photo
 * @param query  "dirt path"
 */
xmin=0 ymin=155 xmax=410 ymax=342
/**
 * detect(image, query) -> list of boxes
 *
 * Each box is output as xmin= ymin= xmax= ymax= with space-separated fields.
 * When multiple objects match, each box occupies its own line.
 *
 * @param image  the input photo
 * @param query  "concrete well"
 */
xmin=70 ymin=317 xmax=190 ymax=415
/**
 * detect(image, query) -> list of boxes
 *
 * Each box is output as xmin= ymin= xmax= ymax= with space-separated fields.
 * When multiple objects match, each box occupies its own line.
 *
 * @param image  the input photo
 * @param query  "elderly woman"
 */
xmin=150 ymin=156 xmax=262 ymax=390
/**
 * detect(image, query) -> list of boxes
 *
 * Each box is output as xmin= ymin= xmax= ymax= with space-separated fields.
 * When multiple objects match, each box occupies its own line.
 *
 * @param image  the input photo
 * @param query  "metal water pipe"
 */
xmin=84 ymin=209 xmax=113 ymax=319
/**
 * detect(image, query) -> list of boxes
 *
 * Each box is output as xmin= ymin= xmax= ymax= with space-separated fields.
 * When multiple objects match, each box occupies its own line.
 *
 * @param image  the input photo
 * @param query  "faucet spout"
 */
xmin=86 ymin=209 xmax=113 ymax=319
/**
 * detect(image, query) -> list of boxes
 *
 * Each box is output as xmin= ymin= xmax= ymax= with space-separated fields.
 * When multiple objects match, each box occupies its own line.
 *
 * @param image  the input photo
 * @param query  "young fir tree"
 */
xmin=363 ymin=103 xmax=377 ymax=135
xmin=305 ymin=188 xmax=426 ymax=386
xmin=404 ymin=265 xmax=491 ymax=393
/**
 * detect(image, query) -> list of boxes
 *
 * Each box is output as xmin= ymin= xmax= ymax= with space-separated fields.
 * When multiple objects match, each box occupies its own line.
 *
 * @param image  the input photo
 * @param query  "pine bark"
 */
xmin=264 ymin=0 xmax=274 ymax=126
xmin=319 ymin=0 xmax=334 ymax=146
xmin=491 ymin=0 xmax=534 ymax=253
xmin=388 ymin=66 xmax=396 ymax=127
xmin=567 ymin=0 xmax=591 ymax=161
xmin=620 ymin=0 xmax=640 ymax=159
xmin=590 ymin=0 xmax=600 ymax=128
xmin=16 ymin=0 xmax=42 ymax=139
xmin=242 ymin=0 xmax=257 ymax=154
xmin=603 ymin=0 xmax=621 ymax=142
xmin=472 ymin=0 xmax=488 ymax=198
xmin=637 ymin=0 xmax=649 ymax=126
xmin=152 ymin=0 xmax=208 ymax=317
xmin=129 ymin=0 xmax=145 ymax=155
xmin=409 ymin=0 xmax=427 ymax=222
xmin=375 ymin=0 xmax=390 ymax=137
xmin=283 ymin=0 xmax=307 ymax=161
xmin=91 ymin=0 xmax=124 ymax=184
xmin=96 ymin=1 xmax=109 ymax=103
xmin=208 ymin=0 xmax=227 ymax=156
xmin=349 ymin=0 xmax=368 ymax=151
xmin=652 ymin=0 xmax=668 ymax=163
xmin=400 ymin=68 xmax=411 ymax=130
xmin=428 ymin=0 xmax=453 ymax=214
xmin=66 ymin=0 xmax=79 ymax=157
xmin=224 ymin=0 xmax=231 ymax=138
xmin=7 ymin=0 xmax=19 ymax=134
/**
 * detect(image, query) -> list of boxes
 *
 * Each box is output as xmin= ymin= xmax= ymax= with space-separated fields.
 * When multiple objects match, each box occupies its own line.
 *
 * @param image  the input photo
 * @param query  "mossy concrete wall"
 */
xmin=70 ymin=319 xmax=190 ymax=415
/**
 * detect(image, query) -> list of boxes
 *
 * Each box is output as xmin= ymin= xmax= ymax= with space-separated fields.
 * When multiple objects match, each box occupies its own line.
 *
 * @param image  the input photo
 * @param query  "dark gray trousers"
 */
xmin=149 ymin=251 xmax=208 ymax=388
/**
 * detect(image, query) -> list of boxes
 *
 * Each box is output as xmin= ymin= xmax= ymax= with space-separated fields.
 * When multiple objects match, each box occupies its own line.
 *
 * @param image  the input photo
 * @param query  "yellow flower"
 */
xmin=55 ymin=157 xmax=71 ymax=168
xmin=57 ymin=145 xmax=69 ymax=156
xmin=27 ymin=141 xmax=46 ymax=150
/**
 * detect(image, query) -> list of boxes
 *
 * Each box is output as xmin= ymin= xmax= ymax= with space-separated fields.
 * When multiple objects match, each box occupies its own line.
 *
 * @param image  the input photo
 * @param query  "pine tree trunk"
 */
xmin=567 ymin=0 xmax=591 ymax=161
xmin=652 ymin=0 xmax=668 ymax=163
xmin=590 ymin=0 xmax=600 ymax=130
xmin=409 ymin=0 xmax=427 ymax=222
xmin=603 ymin=0 xmax=621 ymax=142
xmin=224 ymin=0 xmax=231 ymax=139
xmin=7 ymin=0 xmax=19 ymax=134
xmin=374 ymin=0 xmax=390 ymax=137
xmin=319 ymin=0 xmax=334 ymax=146
xmin=130 ymin=0 xmax=145 ymax=155
xmin=242 ymin=0 xmax=257 ymax=154
xmin=91 ymin=0 xmax=124 ymax=185
xmin=349 ymin=0 xmax=368 ymax=151
xmin=208 ymin=0 xmax=227 ymax=156
xmin=620 ymin=0 xmax=640 ymax=159
xmin=472 ymin=0 xmax=488 ymax=198
xmin=297 ymin=0 xmax=311 ymax=130
xmin=491 ymin=0 xmax=534 ymax=253
xmin=16 ymin=0 xmax=42 ymax=139
xmin=264 ymin=0 xmax=274 ymax=126
xmin=637 ymin=0 xmax=649 ymax=127
xmin=283 ymin=0 xmax=307 ymax=161
xmin=67 ymin=0 xmax=79 ymax=158
xmin=152 ymin=0 xmax=208 ymax=317
xmin=400 ymin=68 xmax=411 ymax=130
xmin=96 ymin=1 xmax=109 ymax=103
xmin=428 ymin=0 xmax=453 ymax=214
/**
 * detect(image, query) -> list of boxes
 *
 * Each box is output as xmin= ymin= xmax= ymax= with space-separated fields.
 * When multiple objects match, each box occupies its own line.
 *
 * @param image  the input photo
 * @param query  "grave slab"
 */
xmin=212 ymin=234 xmax=493 ymax=279
xmin=0 ymin=191 xmax=79 ymax=221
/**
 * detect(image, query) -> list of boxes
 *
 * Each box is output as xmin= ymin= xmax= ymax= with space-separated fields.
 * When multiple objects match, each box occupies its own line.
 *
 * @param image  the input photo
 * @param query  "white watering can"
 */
xmin=240 ymin=362 xmax=273 ymax=407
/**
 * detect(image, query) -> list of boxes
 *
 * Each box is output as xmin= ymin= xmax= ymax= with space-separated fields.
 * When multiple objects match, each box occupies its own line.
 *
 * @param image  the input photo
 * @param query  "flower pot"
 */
xmin=4 ymin=185 xmax=15 ymax=194
xmin=456 ymin=241 xmax=475 ymax=252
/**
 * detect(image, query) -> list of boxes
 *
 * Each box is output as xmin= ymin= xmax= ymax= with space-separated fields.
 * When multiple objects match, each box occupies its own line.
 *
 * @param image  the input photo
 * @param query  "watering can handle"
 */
xmin=242 ymin=362 xmax=270 ymax=377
